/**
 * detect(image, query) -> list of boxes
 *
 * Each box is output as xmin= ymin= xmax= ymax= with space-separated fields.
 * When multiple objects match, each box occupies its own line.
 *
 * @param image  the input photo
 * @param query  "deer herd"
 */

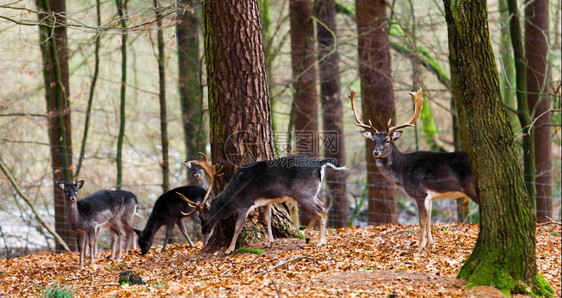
xmin=57 ymin=88 xmax=479 ymax=267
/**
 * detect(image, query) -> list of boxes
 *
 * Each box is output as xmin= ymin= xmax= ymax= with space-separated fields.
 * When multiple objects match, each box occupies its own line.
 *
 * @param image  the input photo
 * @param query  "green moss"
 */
xmin=531 ymin=273 xmax=554 ymax=297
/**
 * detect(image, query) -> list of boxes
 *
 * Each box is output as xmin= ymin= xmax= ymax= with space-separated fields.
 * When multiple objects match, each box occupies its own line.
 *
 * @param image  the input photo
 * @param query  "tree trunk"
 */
xmin=36 ymin=0 xmax=75 ymax=252
xmin=314 ymin=0 xmax=348 ymax=228
xmin=444 ymin=0 xmax=553 ymax=295
xmin=355 ymin=0 xmax=397 ymax=225
xmin=289 ymin=0 xmax=319 ymax=225
xmin=525 ymin=0 xmax=552 ymax=222
xmin=203 ymin=0 xmax=295 ymax=252
xmin=498 ymin=0 xmax=519 ymax=133
xmin=176 ymin=0 xmax=206 ymax=177
xmin=115 ymin=0 xmax=128 ymax=190
xmin=507 ymin=0 xmax=536 ymax=207
xmin=154 ymin=0 xmax=169 ymax=193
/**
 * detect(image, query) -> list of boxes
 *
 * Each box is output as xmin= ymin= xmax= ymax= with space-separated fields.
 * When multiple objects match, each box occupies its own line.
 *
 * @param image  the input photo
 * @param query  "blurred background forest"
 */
xmin=0 ymin=0 xmax=560 ymax=257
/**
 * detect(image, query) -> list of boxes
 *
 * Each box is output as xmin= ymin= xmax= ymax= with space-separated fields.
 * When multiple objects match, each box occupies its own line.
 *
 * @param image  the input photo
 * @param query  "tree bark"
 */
xmin=355 ymin=0 xmax=397 ymax=225
xmin=525 ymin=0 xmax=552 ymax=222
xmin=314 ymin=0 xmax=348 ymax=228
xmin=444 ymin=0 xmax=553 ymax=295
xmin=154 ymin=0 xmax=169 ymax=193
xmin=289 ymin=0 xmax=319 ymax=225
xmin=176 ymin=0 xmax=206 ymax=176
xmin=36 ymin=0 xmax=75 ymax=252
xmin=203 ymin=0 xmax=295 ymax=251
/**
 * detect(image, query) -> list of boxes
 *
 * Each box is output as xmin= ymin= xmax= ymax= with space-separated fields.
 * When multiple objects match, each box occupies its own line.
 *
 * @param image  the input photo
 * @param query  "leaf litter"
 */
xmin=0 ymin=224 xmax=559 ymax=297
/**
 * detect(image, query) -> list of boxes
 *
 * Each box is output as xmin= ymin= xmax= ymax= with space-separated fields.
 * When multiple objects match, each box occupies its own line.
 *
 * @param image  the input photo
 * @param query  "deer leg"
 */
xmin=225 ymin=209 xmax=250 ymax=255
xmin=426 ymin=198 xmax=434 ymax=246
xmin=87 ymin=230 xmax=96 ymax=266
xmin=176 ymin=219 xmax=195 ymax=248
xmin=78 ymin=232 xmax=86 ymax=268
xmin=318 ymin=213 xmax=327 ymax=246
xmin=162 ymin=223 xmax=175 ymax=252
xmin=264 ymin=204 xmax=274 ymax=248
xmin=417 ymin=198 xmax=429 ymax=249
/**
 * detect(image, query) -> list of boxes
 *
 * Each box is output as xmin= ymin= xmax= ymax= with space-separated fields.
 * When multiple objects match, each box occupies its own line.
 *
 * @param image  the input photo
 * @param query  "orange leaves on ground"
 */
xmin=0 ymin=224 xmax=560 ymax=297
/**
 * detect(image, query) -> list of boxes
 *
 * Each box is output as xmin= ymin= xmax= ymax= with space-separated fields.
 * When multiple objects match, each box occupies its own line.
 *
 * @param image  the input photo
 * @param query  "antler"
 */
xmin=349 ymin=90 xmax=379 ymax=133
xmin=387 ymin=87 xmax=423 ymax=133
xmin=181 ymin=152 xmax=223 ymax=214
xmin=177 ymin=192 xmax=200 ymax=216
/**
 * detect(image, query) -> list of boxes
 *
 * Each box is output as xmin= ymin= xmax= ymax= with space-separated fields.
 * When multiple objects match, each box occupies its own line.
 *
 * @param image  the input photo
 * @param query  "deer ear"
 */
xmin=391 ymin=130 xmax=403 ymax=140
xmin=185 ymin=161 xmax=192 ymax=169
xmin=361 ymin=131 xmax=374 ymax=140
xmin=56 ymin=182 xmax=65 ymax=190
xmin=75 ymin=180 xmax=85 ymax=189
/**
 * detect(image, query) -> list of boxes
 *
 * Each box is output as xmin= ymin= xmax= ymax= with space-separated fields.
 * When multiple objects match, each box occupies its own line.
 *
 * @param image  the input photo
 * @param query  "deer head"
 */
xmin=350 ymin=88 xmax=423 ymax=158
xmin=180 ymin=153 xmax=223 ymax=215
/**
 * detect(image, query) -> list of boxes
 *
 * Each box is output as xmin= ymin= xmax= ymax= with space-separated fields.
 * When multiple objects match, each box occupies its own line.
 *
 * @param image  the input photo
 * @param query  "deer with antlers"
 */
xmin=177 ymin=153 xmax=345 ymax=254
xmin=350 ymin=88 xmax=479 ymax=248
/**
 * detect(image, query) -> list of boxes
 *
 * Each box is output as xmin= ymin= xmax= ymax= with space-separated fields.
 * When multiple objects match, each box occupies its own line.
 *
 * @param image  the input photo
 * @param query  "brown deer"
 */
xmin=178 ymin=153 xmax=344 ymax=254
xmin=349 ymin=88 xmax=478 ymax=248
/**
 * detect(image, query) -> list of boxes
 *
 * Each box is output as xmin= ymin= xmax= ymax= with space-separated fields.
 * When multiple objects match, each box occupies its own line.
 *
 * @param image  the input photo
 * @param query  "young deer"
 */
xmin=134 ymin=153 xmax=220 ymax=255
xmin=349 ymin=89 xmax=479 ymax=248
xmin=57 ymin=180 xmax=138 ymax=267
xmin=178 ymin=154 xmax=346 ymax=255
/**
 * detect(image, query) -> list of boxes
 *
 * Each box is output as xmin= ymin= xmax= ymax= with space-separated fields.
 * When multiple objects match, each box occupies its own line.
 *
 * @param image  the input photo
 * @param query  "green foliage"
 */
xmin=40 ymin=283 xmax=73 ymax=298
xmin=118 ymin=271 xmax=146 ymax=286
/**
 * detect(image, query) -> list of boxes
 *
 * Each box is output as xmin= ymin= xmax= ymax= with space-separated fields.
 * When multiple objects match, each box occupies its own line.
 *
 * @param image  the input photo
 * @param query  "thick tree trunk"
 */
xmin=36 ymin=0 xmax=75 ymax=252
xmin=203 ymin=0 xmax=295 ymax=252
xmin=289 ymin=0 xmax=319 ymax=225
xmin=444 ymin=0 xmax=553 ymax=295
xmin=176 ymin=0 xmax=206 ymax=176
xmin=314 ymin=0 xmax=348 ymax=228
xmin=525 ymin=0 xmax=552 ymax=222
xmin=355 ymin=0 xmax=397 ymax=225
xmin=154 ymin=0 xmax=169 ymax=193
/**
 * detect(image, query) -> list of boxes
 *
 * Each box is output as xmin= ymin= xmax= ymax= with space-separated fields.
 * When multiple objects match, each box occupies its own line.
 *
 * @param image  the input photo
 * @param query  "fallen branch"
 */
xmin=537 ymin=217 xmax=562 ymax=226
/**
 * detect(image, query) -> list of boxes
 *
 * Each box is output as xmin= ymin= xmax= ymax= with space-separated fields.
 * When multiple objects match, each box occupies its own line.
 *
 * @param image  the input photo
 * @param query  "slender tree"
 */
xmin=289 ymin=0 xmax=319 ymax=225
xmin=176 ymin=0 xmax=206 ymax=175
xmin=154 ymin=0 xmax=169 ymax=193
xmin=444 ymin=0 xmax=553 ymax=295
xmin=115 ymin=0 xmax=129 ymax=190
xmin=35 ymin=0 xmax=75 ymax=252
xmin=507 ymin=0 xmax=536 ymax=204
xmin=525 ymin=0 xmax=552 ymax=221
xmin=203 ymin=0 xmax=294 ymax=251
xmin=75 ymin=0 xmax=101 ymax=178
xmin=498 ymin=0 xmax=519 ymax=132
xmin=314 ymin=0 xmax=348 ymax=228
xmin=355 ymin=0 xmax=397 ymax=224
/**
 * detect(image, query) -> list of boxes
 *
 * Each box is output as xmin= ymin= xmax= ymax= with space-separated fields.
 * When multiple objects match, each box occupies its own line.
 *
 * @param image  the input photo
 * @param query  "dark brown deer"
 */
xmin=178 ymin=154 xmax=345 ymax=254
xmin=134 ymin=153 xmax=221 ymax=255
xmin=349 ymin=88 xmax=478 ymax=248
xmin=56 ymin=180 xmax=138 ymax=267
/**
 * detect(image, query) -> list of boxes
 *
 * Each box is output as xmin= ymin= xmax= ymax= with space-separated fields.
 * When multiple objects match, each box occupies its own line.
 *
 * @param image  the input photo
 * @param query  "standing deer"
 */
xmin=57 ymin=180 xmax=138 ymax=267
xmin=349 ymin=88 xmax=478 ymax=248
xmin=178 ymin=154 xmax=346 ymax=255
xmin=134 ymin=153 xmax=220 ymax=255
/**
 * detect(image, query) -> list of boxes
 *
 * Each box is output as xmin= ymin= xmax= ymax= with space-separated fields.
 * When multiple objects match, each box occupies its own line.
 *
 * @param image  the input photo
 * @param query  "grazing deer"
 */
xmin=134 ymin=153 xmax=220 ymax=255
xmin=56 ymin=180 xmax=138 ymax=267
xmin=349 ymin=88 xmax=479 ymax=248
xmin=178 ymin=154 xmax=346 ymax=255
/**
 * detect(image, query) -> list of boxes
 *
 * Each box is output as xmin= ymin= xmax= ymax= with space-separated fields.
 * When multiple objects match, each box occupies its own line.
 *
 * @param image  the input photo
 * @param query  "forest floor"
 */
xmin=0 ymin=223 xmax=560 ymax=297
